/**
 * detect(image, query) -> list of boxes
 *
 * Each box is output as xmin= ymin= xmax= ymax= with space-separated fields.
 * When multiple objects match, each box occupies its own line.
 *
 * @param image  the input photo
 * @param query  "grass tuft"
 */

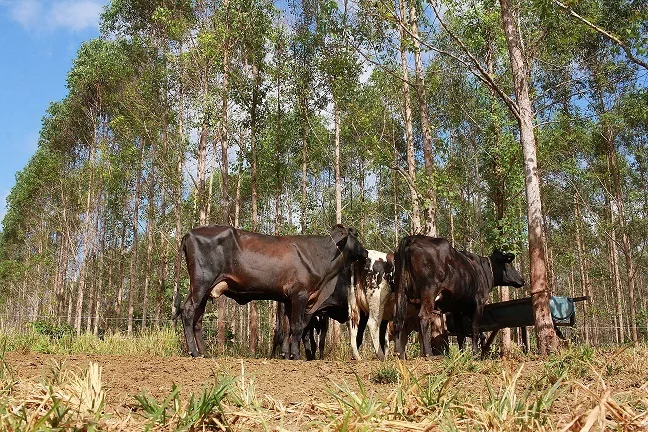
xmin=135 ymin=374 xmax=234 ymax=431
xmin=369 ymin=363 xmax=400 ymax=384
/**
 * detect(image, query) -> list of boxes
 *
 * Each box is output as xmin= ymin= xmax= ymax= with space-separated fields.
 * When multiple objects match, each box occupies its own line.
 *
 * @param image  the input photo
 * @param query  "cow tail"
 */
xmin=171 ymin=233 xmax=189 ymax=321
xmin=394 ymin=237 xmax=411 ymax=335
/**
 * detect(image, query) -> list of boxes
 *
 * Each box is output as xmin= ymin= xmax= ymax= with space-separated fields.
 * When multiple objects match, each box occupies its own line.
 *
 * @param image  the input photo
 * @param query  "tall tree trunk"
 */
xmin=397 ymin=0 xmax=421 ymax=233
xmin=251 ymin=67 xmax=259 ymax=233
xmin=197 ymin=122 xmax=208 ymax=226
xmin=604 ymin=129 xmax=637 ymax=342
xmin=220 ymin=8 xmax=231 ymax=228
xmin=408 ymin=0 xmax=437 ymax=237
xmin=55 ymin=206 xmax=70 ymax=324
xmin=74 ymin=125 xmax=98 ymax=336
xmin=171 ymin=83 xmax=186 ymax=321
xmin=114 ymin=194 xmax=129 ymax=330
xmin=86 ymin=197 xmax=104 ymax=333
xmin=574 ymin=196 xmax=591 ymax=344
xmin=606 ymin=189 xmax=625 ymax=343
xmin=300 ymin=93 xmax=309 ymax=234
xmin=127 ymin=147 xmax=144 ymax=336
xmin=392 ymin=124 xmax=400 ymax=247
xmin=91 ymin=212 xmax=105 ymax=336
xmin=274 ymin=44 xmax=283 ymax=235
xmin=499 ymin=0 xmax=557 ymax=354
xmin=142 ymin=155 xmax=156 ymax=330
xmin=359 ymin=159 xmax=365 ymax=236
xmin=94 ymin=273 xmax=102 ymax=336
xmin=155 ymin=174 xmax=167 ymax=328
xmin=334 ymin=97 xmax=342 ymax=225
xmin=234 ymin=166 xmax=242 ymax=228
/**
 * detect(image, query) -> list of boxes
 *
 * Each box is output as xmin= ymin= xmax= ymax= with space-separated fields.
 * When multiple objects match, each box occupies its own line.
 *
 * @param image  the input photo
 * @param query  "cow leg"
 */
xmin=472 ymin=308 xmax=483 ymax=356
xmin=348 ymin=271 xmax=363 ymax=360
xmin=318 ymin=317 xmax=328 ymax=359
xmin=367 ymin=314 xmax=385 ymax=360
xmin=395 ymin=326 xmax=408 ymax=360
xmin=348 ymin=319 xmax=360 ymax=360
xmin=418 ymin=293 xmax=438 ymax=358
xmin=357 ymin=312 xmax=368 ymax=348
xmin=367 ymin=288 xmax=388 ymax=360
xmin=348 ymin=312 xmax=364 ymax=360
xmin=419 ymin=318 xmax=433 ymax=358
xmin=455 ymin=312 xmax=466 ymax=350
xmin=181 ymin=295 xmax=204 ymax=357
xmin=288 ymin=294 xmax=309 ymax=360
xmin=194 ymin=298 xmax=208 ymax=356
xmin=271 ymin=302 xmax=286 ymax=359
xmin=281 ymin=303 xmax=291 ymax=359
xmin=303 ymin=325 xmax=316 ymax=361
xmin=379 ymin=320 xmax=389 ymax=357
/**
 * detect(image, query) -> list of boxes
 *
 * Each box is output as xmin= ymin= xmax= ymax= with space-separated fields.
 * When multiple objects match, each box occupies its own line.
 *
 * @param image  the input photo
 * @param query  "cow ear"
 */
xmin=330 ymin=224 xmax=349 ymax=246
xmin=504 ymin=253 xmax=515 ymax=263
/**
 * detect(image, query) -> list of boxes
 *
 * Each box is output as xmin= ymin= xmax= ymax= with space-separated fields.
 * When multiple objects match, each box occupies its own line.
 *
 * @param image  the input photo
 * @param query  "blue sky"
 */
xmin=0 ymin=0 xmax=107 ymax=223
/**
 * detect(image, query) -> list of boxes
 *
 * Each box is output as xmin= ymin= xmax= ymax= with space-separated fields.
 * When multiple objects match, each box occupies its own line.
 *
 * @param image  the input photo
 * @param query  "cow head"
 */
xmin=330 ymin=224 xmax=369 ymax=263
xmin=490 ymin=250 xmax=525 ymax=288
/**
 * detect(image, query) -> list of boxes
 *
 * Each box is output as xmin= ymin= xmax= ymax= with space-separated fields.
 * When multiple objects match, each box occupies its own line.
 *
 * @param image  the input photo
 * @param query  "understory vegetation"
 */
xmin=1 ymin=342 xmax=646 ymax=431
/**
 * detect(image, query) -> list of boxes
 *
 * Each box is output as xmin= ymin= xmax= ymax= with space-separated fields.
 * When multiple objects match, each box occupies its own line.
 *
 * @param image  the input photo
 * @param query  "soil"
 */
xmin=6 ymin=353 xmax=399 ymax=410
xmin=5 ymin=350 xmax=648 ymax=430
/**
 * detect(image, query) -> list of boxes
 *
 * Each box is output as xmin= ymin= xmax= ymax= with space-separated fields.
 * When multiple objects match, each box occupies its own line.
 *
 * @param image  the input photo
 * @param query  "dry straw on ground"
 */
xmin=1 ymin=344 xmax=647 ymax=431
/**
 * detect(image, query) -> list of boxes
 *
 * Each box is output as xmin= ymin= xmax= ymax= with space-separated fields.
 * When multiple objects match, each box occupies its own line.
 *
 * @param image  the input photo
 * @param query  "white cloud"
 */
xmin=7 ymin=0 xmax=40 ymax=27
xmin=4 ymin=0 xmax=103 ymax=32
xmin=51 ymin=0 xmax=103 ymax=31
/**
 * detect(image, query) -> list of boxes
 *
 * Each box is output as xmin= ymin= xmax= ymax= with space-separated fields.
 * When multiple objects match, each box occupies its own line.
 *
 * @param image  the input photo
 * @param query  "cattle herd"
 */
xmin=176 ymin=224 xmax=525 ymax=360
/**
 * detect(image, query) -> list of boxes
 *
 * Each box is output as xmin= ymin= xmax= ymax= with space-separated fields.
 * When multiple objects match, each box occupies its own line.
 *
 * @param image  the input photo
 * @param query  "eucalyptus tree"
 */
xmin=0 ymin=142 xmax=67 ymax=322
xmin=287 ymin=0 xmax=328 ymax=234
xmin=64 ymin=38 xmax=137 ymax=335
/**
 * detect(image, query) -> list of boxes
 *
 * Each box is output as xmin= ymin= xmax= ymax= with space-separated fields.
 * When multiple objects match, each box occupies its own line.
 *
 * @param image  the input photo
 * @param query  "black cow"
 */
xmin=394 ymin=236 xmax=525 ymax=357
xmin=179 ymin=224 xmax=367 ymax=359
xmin=271 ymin=303 xmax=329 ymax=360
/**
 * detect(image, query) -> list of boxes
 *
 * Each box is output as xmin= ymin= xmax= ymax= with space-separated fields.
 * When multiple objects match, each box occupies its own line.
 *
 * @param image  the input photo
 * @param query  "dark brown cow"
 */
xmin=394 ymin=236 xmax=525 ymax=357
xmin=179 ymin=224 xmax=367 ymax=359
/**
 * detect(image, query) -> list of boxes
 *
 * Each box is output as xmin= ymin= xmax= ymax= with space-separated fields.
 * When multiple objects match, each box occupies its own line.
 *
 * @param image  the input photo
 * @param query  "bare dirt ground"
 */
xmin=7 ymin=353 xmax=398 ymax=408
xmin=5 ymin=349 xmax=648 ymax=430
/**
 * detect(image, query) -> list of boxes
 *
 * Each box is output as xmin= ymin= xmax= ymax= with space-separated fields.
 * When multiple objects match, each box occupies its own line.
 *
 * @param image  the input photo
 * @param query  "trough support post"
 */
xmin=520 ymin=326 xmax=529 ymax=353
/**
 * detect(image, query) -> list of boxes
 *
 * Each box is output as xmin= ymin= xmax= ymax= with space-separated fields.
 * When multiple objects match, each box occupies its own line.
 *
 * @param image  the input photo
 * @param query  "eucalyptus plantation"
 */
xmin=1 ymin=0 xmax=646 ymax=354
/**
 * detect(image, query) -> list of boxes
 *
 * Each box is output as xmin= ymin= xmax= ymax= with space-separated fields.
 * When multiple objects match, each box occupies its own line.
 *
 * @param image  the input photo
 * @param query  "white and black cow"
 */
xmin=348 ymin=250 xmax=395 ymax=360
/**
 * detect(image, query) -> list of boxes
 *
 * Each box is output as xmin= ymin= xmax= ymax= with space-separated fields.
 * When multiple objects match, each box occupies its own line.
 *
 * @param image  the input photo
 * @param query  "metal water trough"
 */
xmin=446 ymin=295 xmax=588 ymax=353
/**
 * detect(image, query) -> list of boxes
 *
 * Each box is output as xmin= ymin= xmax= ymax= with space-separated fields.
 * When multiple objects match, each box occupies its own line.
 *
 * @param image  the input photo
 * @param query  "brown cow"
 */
xmin=394 ymin=236 xmax=525 ymax=357
xmin=178 ymin=224 xmax=367 ymax=359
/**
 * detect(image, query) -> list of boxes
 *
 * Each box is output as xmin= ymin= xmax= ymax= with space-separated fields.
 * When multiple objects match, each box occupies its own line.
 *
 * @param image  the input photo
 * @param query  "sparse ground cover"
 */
xmin=1 ymin=330 xmax=647 ymax=431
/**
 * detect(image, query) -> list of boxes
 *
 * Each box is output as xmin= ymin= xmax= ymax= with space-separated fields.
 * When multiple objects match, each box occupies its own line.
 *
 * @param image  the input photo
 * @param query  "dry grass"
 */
xmin=1 ymin=345 xmax=648 ymax=431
